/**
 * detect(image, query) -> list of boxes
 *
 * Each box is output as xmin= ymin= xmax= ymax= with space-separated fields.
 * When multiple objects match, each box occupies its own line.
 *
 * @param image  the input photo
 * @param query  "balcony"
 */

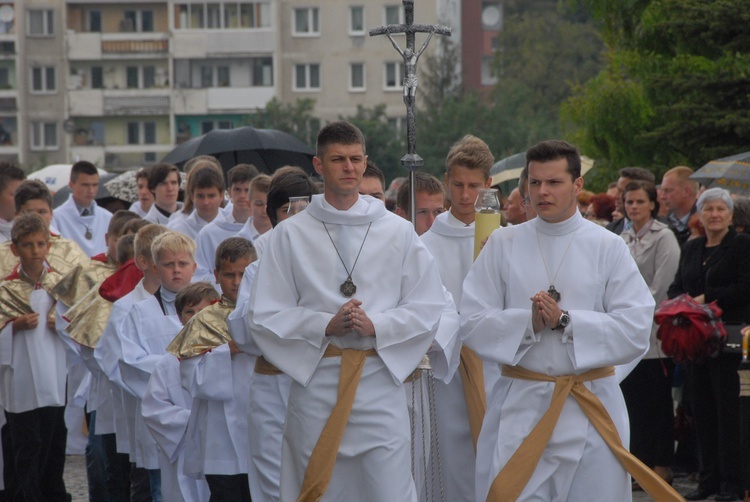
xmin=105 ymin=95 xmax=170 ymax=115
xmin=68 ymin=32 xmax=169 ymax=60
xmin=69 ymin=90 xmax=170 ymax=116
xmin=172 ymin=30 xmax=274 ymax=58
xmin=172 ymin=87 xmax=275 ymax=114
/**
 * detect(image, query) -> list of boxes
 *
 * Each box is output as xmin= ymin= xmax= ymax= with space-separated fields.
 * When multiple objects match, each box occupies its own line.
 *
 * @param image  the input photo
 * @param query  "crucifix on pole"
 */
xmin=370 ymin=0 xmax=450 ymax=226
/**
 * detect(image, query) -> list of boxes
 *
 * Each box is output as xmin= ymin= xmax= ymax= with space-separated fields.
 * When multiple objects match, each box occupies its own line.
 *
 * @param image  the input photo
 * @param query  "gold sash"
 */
xmin=0 ymin=270 xmax=61 ymax=329
xmin=254 ymin=355 xmax=284 ymax=375
xmin=487 ymin=364 xmax=682 ymax=502
xmin=53 ymin=259 xmax=116 ymax=307
xmin=65 ymin=292 xmax=113 ymax=348
xmin=297 ymin=345 xmax=377 ymax=502
xmin=166 ymin=300 xmax=234 ymax=359
xmin=459 ymin=346 xmax=487 ymax=450
xmin=0 ymin=235 xmax=88 ymax=280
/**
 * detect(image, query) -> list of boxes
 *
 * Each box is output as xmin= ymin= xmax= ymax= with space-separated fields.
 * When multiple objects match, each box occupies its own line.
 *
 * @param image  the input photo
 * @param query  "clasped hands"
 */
xmin=326 ymin=299 xmax=375 ymax=338
xmin=531 ymin=290 xmax=562 ymax=334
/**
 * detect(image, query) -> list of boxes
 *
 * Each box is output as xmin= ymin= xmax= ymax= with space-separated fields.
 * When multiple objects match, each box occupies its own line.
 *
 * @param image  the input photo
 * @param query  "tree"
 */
xmin=563 ymin=0 xmax=750 ymax=189
xmin=247 ymin=98 xmax=321 ymax=147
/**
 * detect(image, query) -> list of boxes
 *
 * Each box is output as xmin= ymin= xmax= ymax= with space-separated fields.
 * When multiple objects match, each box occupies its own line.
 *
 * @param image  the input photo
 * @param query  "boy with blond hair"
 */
xmin=0 ymin=213 xmax=69 ymax=501
xmin=169 ymin=237 xmax=256 ymax=500
xmin=95 ymin=223 xmax=169 ymax=501
xmin=119 ymin=231 xmax=197 ymax=500
xmin=141 ymin=282 xmax=217 ymax=502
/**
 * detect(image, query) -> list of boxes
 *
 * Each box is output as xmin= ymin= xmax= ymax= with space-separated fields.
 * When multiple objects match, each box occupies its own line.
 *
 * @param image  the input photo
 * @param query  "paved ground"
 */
xmin=64 ymin=453 xmax=715 ymax=501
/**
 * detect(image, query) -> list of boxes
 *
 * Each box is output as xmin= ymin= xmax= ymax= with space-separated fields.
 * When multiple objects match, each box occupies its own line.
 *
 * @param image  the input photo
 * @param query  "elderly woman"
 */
xmin=619 ymin=181 xmax=681 ymax=487
xmin=668 ymin=188 xmax=750 ymax=501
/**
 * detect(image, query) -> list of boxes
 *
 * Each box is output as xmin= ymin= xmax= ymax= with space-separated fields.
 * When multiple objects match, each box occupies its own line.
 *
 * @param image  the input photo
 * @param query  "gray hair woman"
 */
xmin=668 ymin=187 xmax=750 ymax=500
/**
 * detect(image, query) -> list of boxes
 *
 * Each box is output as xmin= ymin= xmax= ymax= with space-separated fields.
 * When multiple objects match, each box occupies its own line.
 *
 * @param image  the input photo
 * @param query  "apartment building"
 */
xmin=6 ymin=0 xmax=451 ymax=171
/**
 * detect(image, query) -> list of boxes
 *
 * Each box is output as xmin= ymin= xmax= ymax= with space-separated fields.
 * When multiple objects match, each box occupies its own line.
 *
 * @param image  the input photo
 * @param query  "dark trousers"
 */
xmin=101 ymin=433 xmax=130 ymax=502
xmin=5 ymin=406 xmax=68 ymax=502
xmin=0 ymin=422 xmax=16 ymax=502
xmin=621 ymin=358 xmax=675 ymax=467
xmin=85 ymin=411 xmax=109 ymax=502
xmin=130 ymin=464 xmax=151 ymax=502
xmin=688 ymin=353 xmax=743 ymax=494
xmin=205 ymin=474 xmax=251 ymax=502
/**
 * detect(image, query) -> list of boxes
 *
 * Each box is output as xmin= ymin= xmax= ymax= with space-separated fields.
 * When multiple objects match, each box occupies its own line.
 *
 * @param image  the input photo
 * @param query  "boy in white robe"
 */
xmin=195 ymin=168 xmax=268 ymax=285
xmin=168 ymin=167 xmax=224 ymax=240
xmin=94 ymin=223 xmax=168 ymax=500
xmin=0 ymin=213 xmax=69 ymax=501
xmin=248 ymin=122 xmax=447 ymax=501
xmin=141 ymin=282 xmax=216 ymax=502
xmin=228 ymin=169 xmax=319 ymax=501
xmin=144 ymin=163 xmax=183 ymax=225
xmin=130 ymin=168 xmax=155 ymax=218
xmin=419 ymin=135 xmax=500 ymax=502
xmin=460 ymin=140 xmax=676 ymax=501
xmin=169 ymin=238 xmax=256 ymax=501
xmin=118 ymin=230 xmax=196 ymax=501
xmin=53 ymin=160 xmax=113 ymax=257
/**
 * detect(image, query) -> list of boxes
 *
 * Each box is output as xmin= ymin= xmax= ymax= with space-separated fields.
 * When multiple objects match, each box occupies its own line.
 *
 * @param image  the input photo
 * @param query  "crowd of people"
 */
xmin=0 ymin=121 xmax=747 ymax=502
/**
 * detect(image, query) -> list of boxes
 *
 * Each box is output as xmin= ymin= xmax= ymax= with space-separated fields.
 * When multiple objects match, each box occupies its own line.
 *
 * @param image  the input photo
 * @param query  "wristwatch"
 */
xmin=554 ymin=310 xmax=570 ymax=331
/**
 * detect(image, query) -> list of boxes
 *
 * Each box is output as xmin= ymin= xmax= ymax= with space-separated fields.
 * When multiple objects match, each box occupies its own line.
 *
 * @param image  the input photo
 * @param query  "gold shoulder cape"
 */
xmin=167 ymin=299 xmax=235 ymax=359
xmin=53 ymin=258 xmax=116 ymax=307
xmin=64 ymin=289 xmax=113 ymax=349
xmin=0 ymin=270 xmax=62 ymax=329
xmin=0 ymin=235 xmax=89 ymax=279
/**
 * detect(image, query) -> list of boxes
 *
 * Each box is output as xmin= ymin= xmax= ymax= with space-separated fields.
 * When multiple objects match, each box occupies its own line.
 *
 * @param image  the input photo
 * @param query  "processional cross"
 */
xmin=370 ymin=0 xmax=451 ymax=225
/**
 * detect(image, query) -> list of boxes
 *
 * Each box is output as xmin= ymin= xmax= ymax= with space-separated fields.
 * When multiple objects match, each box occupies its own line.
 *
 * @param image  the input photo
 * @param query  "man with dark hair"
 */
xmin=247 ymin=121 xmax=446 ymax=501
xmin=0 ymin=160 xmax=26 ymax=243
xmin=168 ymin=167 xmax=224 ymax=240
xmin=395 ymin=171 xmax=446 ymax=235
xmin=606 ymin=166 xmax=656 ymax=235
xmin=53 ymin=160 xmax=113 ymax=256
xmin=144 ymin=163 xmax=183 ymax=224
xmin=130 ymin=167 xmax=154 ymax=217
xmin=461 ymin=140 xmax=664 ymax=501
xmin=358 ymin=160 xmax=386 ymax=202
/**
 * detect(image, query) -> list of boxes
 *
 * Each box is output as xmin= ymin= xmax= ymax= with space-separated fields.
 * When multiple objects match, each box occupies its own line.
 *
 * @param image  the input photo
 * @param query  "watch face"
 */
xmin=560 ymin=313 xmax=571 ymax=326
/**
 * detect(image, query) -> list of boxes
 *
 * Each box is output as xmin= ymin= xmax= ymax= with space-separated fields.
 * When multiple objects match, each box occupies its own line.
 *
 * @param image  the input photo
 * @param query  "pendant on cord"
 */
xmin=340 ymin=277 xmax=357 ymax=298
xmin=547 ymin=285 xmax=561 ymax=303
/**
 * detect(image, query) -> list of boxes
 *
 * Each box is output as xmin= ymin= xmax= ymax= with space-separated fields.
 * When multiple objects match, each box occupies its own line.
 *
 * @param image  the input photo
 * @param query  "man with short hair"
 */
xmin=130 ymin=168 xmax=154 ymax=218
xmin=606 ymin=167 xmax=656 ymax=235
xmin=0 ymin=161 xmax=26 ymax=243
xmin=659 ymin=165 xmax=699 ymax=246
xmin=53 ymin=161 xmax=113 ymax=256
xmin=395 ymin=172 xmax=446 ymax=235
xmin=504 ymin=187 xmax=527 ymax=225
xmin=461 ymin=140 xmax=660 ymax=501
xmin=420 ymin=134 xmax=497 ymax=501
xmin=247 ymin=121 xmax=446 ymax=501
xmin=144 ymin=163 xmax=183 ymax=225
xmin=358 ymin=160 xmax=386 ymax=202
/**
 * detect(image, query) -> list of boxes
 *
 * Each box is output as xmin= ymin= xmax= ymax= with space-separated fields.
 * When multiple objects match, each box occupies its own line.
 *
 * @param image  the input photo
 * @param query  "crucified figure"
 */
xmin=385 ymin=27 xmax=435 ymax=109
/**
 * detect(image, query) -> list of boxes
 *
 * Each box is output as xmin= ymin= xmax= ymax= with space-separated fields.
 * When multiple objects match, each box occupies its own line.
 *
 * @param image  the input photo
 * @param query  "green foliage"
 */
xmin=340 ymin=104 xmax=405 ymax=184
xmin=564 ymin=0 xmax=750 ymax=190
xmin=245 ymin=98 xmax=320 ymax=147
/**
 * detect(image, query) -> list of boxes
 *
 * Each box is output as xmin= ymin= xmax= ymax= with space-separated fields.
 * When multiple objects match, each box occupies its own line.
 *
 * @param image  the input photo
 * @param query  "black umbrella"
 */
xmin=161 ymin=127 xmax=316 ymax=176
xmin=52 ymin=172 xmax=118 ymax=208
xmin=690 ymin=151 xmax=750 ymax=195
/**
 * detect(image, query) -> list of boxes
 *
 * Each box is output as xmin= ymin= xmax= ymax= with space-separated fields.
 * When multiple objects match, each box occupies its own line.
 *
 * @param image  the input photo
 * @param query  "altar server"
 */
xmin=168 ymin=167 xmax=224 ymax=240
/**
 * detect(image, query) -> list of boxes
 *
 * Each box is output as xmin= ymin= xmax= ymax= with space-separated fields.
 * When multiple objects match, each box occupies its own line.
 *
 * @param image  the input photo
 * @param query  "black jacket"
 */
xmin=667 ymin=228 xmax=750 ymax=324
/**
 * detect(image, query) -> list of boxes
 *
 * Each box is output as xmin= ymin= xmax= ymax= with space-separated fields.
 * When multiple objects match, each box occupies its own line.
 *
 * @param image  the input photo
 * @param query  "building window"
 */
xmin=384 ymin=5 xmax=403 ymax=25
xmin=384 ymin=62 xmax=403 ymax=90
xmin=175 ymin=2 xmax=271 ymax=30
xmin=122 ymin=10 xmax=154 ymax=32
xmin=127 ymin=121 xmax=157 ymax=144
xmin=201 ymin=120 xmax=234 ymax=134
xmin=87 ymin=11 xmax=102 ymax=32
xmin=349 ymin=63 xmax=365 ymax=91
xmin=0 ymin=68 xmax=9 ymax=88
xmin=200 ymin=65 xmax=231 ymax=87
xmin=143 ymin=66 xmax=156 ymax=88
xmin=30 ymin=121 xmax=58 ymax=151
xmin=350 ymin=6 xmax=364 ymax=35
xmin=127 ymin=66 xmax=159 ymax=89
xmin=293 ymin=8 xmax=319 ymax=36
xmin=250 ymin=57 xmax=273 ymax=86
xmin=126 ymin=67 xmax=139 ymax=89
xmin=294 ymin=63 xmax=320 ymax=91
xmin=27 ymin=9 xmax=54 ymax=36
xmin=91 ymin=67 xmax=103 ymax=89
xmin=31 ymin=66 xmax=56 ymax=93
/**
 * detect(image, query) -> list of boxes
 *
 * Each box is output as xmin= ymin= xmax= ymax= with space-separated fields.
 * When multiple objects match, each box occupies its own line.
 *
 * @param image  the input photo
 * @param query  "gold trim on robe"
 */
xmin=65 ymin=289 xmax=113 ymax=349
xmin=53 ymin=258 xmax=116 ymax=307
xmin=0 ymin=269 xmax=62 ymax=329
xmin=167 ymin=299 xmax=235 ymax=359
xmin=0 ymin=235 xmax=89 ymax=280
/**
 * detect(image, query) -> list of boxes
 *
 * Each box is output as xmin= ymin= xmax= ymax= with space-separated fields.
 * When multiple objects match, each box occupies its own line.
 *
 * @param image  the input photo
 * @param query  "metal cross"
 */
xmin=370 ymin=0 xmax=450 ymax=225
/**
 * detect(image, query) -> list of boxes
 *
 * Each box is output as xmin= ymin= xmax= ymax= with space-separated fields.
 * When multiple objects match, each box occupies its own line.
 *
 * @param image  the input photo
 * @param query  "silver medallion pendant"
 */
xmin=85 ymin=228 xmax=93 ymax=240
xmin=340 ymin=277 xmax=357 ymax=297
xmin=547 ymin=285 xmax=561 ymax=303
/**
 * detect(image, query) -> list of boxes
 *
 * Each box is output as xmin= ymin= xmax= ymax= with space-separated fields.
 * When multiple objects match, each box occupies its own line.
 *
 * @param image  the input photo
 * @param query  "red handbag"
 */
xmin=654 ymin=294 xmax=727 ymax=363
